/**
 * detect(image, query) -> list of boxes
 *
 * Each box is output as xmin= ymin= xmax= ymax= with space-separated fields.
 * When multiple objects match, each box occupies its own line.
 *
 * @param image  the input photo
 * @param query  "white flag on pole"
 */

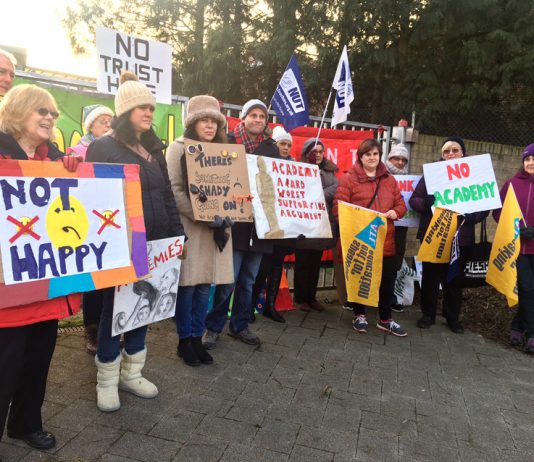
xmin=331 ymin=46 xmax=354 ymax=127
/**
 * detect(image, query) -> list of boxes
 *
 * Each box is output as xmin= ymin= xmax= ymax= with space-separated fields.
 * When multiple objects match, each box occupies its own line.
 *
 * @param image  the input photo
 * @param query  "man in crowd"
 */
xmin=0 ymin=49 xmax=16 ymax=98
xmin=204 ymin=99 xmax=279 ymax=347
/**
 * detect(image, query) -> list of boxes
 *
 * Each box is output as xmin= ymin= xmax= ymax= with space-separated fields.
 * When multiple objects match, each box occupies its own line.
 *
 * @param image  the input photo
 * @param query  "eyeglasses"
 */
xmin=190 ymin=184 xmax=207 ymax=203
xmin=442 ymin=148 xmax=461 ymax=155
xmin=36 ymin=108 xmax=59 ymax=120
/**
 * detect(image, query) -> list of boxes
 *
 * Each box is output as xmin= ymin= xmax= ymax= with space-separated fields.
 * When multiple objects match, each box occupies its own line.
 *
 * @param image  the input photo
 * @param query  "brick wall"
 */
xmin=403 ymin=134 xmax=524 ymax=256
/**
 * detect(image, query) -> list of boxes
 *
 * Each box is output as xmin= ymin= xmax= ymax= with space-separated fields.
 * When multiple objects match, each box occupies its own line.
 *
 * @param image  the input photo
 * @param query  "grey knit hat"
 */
xmin=239 ymin=99 xmax=268 ymax=120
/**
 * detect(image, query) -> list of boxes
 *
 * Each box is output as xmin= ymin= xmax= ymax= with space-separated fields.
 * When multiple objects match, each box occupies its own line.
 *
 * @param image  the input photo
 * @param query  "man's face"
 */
xmin=243 ymin=108 xmax=266 ymax=137
xmin=0 ymin=55 xmax=15 ymax=96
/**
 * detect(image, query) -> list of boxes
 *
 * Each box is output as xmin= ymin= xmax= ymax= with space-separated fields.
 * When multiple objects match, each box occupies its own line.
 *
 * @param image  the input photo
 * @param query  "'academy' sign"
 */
xmin=423 ymin=154 xmax=501 ymax=214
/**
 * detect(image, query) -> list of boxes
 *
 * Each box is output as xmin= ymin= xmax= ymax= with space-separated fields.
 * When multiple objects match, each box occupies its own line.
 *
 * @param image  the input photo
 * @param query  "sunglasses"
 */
xmin=190 ymin=184 xmax=207 ymax=203
xmin=442 ymin=148 xmax=461 ymax=155
xmin=36 ymin=108 xmax=59 ymax=120
xmin=187 ymin=143 xmax=204 ymax=155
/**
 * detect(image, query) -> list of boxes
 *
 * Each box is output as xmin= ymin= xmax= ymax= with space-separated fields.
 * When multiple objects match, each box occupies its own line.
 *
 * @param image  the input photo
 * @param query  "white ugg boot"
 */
xmin=95 ymin=355 xmax=121 ymax=412
xmin=119 ymin=348 xmax=158 ymax=399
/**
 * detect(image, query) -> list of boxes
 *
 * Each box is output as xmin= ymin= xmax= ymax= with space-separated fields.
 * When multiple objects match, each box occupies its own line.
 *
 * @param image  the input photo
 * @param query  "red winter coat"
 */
xmin=333 ymin=162 xmax=407 ymax=256
xmin=0 ymin=132 xmax=81 ymax=328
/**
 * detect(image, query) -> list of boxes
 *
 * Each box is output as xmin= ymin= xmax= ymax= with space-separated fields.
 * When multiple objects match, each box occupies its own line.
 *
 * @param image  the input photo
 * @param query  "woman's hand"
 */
xmin=385 ymin=210 xmax=398 ymax=220
xmin=61 ymin=154 xmax=82 ymax=172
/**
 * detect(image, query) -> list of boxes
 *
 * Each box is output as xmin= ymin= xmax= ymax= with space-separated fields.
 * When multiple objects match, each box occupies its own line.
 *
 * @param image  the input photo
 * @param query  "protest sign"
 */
xmin=0 ymin=161 xmax=149 ymax=308
xmin=338 ymin=201 xmax=387 ymax=307
xmin=423 ymin=154 xmax=501 ymax=214
xmin=96 ymin=27 xmax=172 ymax=104
xmin=486 ymin=185 xmax=523 ymax=306
xmin=112 ymin=236 xmax=184 ymax=335
xmin=246 ymin=155 xmax=332 ymax=239
xmin=393 ymin=175 xmax=421 ymax=227
xmin=416 ymin=207 xmax=459 ymax=263
xmin=184 ymin=139 xmax=253 ymax=222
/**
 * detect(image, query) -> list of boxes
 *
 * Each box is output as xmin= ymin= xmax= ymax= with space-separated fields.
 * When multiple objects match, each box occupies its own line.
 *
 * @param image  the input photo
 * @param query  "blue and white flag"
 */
xmin=270 ymin=54 xmax=310 ymax=131
xmin=331 ymin=46 xmax=354 ymax=127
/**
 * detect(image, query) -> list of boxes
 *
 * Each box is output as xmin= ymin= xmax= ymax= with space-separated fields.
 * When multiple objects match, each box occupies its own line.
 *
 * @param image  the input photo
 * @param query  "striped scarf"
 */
xmin=233 ymin=122 xmax=264 ymax=153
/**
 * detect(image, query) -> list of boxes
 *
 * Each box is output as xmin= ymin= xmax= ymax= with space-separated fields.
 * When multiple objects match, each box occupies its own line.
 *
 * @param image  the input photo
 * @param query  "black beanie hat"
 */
xmin=442 ymin=136 xmax=466 ymax=156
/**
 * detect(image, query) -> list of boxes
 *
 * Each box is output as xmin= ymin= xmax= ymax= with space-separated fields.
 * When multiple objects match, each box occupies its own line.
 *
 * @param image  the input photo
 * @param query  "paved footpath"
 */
xmin=2 ymin=300 xmax=534 ymax=462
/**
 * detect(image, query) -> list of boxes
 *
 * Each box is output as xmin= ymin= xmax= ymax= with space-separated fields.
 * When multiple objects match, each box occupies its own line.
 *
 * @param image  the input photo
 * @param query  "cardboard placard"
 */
xmin=112 ymin=236 xmax=184 ymax=335
xmin=0 ymin=160 xmax=149 ymax=308
xmin=184 ymin=139 xmax=253 ymax=222
xmin=423 ymin=154 xmax=501 ymax=214
xmin=246 ymin=155 xmax=332 ymax=239
xmin=96 ymin=27 xmax=172 ymax=104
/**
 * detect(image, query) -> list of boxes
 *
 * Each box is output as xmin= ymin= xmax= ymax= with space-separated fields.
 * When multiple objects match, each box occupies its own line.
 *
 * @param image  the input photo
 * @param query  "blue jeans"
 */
xmin=97 ymin=287 xmax=147 ymax=363
xmin=175 ymin=284 xmax=210 ymax=338
xmin=205 ymin=250 xmax=263 ymax=334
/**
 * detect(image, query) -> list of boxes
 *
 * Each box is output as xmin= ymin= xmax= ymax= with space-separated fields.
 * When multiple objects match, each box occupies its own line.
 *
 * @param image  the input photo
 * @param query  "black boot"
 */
xmin=262 ymin=267 xmax=286 ymax=323
xmin=191 ymin=337 xmax=214 ymax=364
xmin=177 ymin=337 xmax=201 ymax=367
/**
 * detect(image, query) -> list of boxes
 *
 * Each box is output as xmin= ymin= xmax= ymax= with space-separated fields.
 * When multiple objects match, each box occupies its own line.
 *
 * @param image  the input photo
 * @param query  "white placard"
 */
xmin=246 ymin=155 xmax=332 ymax=239
xmin=0 ymin=177 xmax=130 ymax=284
xmin=423 ymin=154 xmax=501 ymax=214
xmin=112 ymin=236 xmax=184 ymax=335
xmin=393 ymin=175 xmax=422 ymax=228
xmin=96 ymin=27 xmax=172 ymax=104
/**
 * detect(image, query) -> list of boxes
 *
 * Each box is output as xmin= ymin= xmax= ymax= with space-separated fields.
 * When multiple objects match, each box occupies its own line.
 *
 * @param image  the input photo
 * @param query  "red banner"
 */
xmin=226 ymin=117 xmax=374 ymax=176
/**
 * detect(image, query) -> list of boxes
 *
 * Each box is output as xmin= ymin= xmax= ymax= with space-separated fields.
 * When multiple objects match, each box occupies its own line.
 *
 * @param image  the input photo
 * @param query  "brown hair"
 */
xmin=0 ymin=84 xmax=58 ymax=139
xmin=357 ymin=138 xmax=382 ymax=163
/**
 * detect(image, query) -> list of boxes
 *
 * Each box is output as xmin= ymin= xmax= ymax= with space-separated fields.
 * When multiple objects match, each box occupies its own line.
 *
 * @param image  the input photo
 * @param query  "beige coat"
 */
xmin=166 ymin=138 xmax=234 ymax=286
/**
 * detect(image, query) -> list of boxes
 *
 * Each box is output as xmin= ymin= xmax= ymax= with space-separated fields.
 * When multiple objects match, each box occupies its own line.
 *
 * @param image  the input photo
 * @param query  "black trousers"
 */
xmin=293 ymin=249 xmax=323 ymax=304
xmin=82 ymin=290 xmax=104 ymax=326
xmin=252 ymin=247 xmax=289 ymax=309
xmin=511 ymin=254 xmax=534 ymax=338
xmin=0 ymin=320 xmax=58 ymax=440
xmin=353 ymin=255 xmax=397 ymax=321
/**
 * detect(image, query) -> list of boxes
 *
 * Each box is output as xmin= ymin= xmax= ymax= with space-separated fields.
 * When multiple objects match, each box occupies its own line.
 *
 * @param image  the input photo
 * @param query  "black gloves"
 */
xmin=520 ymin=226 xmax=534 ymax=239
xmin=209 ymin=215 xmax=234 ymax=251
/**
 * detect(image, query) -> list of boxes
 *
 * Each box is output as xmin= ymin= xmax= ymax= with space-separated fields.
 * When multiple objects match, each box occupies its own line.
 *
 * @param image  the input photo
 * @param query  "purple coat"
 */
xmin=493 ymin=170 xmax=534 ymax=255
xmin=409 ymin=175 xmax=488 ymax=246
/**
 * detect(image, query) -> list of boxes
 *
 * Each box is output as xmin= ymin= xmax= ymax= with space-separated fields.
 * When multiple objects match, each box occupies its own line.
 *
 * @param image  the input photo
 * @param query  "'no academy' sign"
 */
xmin=96 ymin=27 xmax=172 ymax=104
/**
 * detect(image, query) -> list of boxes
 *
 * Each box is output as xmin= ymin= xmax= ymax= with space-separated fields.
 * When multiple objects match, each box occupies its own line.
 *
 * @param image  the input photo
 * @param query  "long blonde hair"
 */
xmin=0 ymin=84 xmax=58 ymax=139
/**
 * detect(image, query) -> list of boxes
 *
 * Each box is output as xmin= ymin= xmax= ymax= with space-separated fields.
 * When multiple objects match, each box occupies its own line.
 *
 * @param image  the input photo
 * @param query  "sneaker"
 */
xmin=391 ymin=304 xmax=405 ymax=313
xmin=228 ymin=327 xmax=261 ymax=345
xmin=510 ymin=330 xmax=525 ymax=347
xmin=525 ymin=337 xmax=534 ymax=354
xmin=202 ymin=330 xmax=219 ymax=350
xmin=377 ymin=319 xmax=407 ymax=337
xmin=352 ymin=315 xmax=368 ymax=333
xmin=342 ymin=303 xmax=353 ymax=311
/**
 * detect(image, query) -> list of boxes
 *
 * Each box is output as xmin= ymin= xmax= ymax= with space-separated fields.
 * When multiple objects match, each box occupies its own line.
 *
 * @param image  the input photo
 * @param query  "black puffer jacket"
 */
xmin=86 ymin=133 xmax=185 ymax=241
xmin=226 ymin=132 xmax=280 ymax=253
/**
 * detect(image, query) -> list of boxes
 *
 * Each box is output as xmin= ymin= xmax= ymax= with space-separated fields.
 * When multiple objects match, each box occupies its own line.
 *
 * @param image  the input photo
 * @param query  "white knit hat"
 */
xmin=272 ymin=126 xmax=292 ymax=143
xmin=239 ymin=99 xmax=268 ymax=119
xmin=114 ymin=71 xmax=156 ymax=117
xmin=388 ymin=143 xmax=409 ymax=160
xmin=83 ymin=104 xmax=114 ymax=132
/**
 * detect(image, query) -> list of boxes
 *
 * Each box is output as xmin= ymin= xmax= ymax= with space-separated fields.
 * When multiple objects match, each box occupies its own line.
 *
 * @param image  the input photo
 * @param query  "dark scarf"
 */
xmin=233 ymin=122 xmax=265 ymax=154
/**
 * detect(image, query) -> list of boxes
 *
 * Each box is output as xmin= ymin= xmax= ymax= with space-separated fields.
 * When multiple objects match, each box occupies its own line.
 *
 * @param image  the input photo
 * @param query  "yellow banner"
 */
xmin=339 ymin=201 xmax=387 ymax=307
xmin=486 ymin=185 xmax=523 ymax=307
xmin=416 ymin=207 xmax=459 ymax=263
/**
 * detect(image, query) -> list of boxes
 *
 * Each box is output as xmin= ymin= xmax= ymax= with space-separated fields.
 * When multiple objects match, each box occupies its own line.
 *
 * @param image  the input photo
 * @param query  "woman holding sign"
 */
xmin=493 ymin=144 xmax=534 ymax=351
xmin=410 ymin=137 xmax=488 ymax=334
xmin=167 ymin=95 xmax=234 ymax=367
xmin=86 ymin=72 xmax=185 ymax=412
xmin=333 ymin=138 xmax=408 ymax=337
xmin=0 ymin=85 xmax=81 ymax=449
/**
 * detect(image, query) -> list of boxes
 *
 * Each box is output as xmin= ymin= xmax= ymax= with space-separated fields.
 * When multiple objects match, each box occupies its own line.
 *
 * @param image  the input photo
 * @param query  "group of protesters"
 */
xmin=0 ymin=46 xmax=533 ymax=453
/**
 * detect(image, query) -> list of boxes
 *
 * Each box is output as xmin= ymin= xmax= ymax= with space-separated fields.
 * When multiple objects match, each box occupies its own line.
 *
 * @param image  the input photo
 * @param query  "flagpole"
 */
xmin=315 ymin=88 xmax=334 ymax=147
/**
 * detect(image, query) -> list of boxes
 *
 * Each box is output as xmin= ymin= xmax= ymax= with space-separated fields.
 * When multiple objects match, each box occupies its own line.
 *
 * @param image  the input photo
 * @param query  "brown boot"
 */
xmin=84 ymin=324 xmax=98 ymax=355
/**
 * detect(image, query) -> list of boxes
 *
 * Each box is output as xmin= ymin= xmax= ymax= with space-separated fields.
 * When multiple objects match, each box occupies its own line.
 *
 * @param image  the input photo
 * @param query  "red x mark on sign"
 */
xmin=7 ymin=215 xmax=41 ymax=244
xmin=92 ymin=209 xmax=121 ymax=235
